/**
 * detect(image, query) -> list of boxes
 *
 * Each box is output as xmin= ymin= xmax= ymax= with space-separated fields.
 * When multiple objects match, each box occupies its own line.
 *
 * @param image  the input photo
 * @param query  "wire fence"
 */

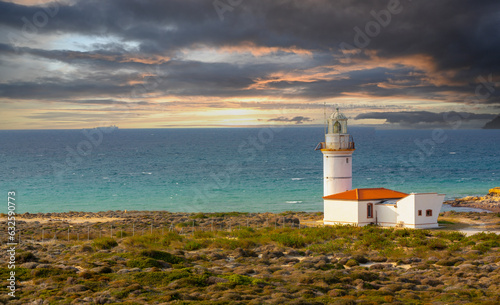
xmin=2 ymin=216 xmax=315 ymax=245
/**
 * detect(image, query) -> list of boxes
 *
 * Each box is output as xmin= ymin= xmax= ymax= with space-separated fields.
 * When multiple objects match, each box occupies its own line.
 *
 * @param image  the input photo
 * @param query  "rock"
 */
xmin=67 ymin=277 xmax=77 ymax=285
xmin=35 ymin=263 xmax=52 ymax=269
xmin=116 ymin=268 xmax=131 ymax=274
xmin=20 ymin=262 xmax=39 ymax=269
xmin=206 ymin=276 xmax=229 ymax=285
xmin=421 ymin=278 xmax=443 ymax=287
xmin=64 ymin=284 xmax=88 ymax=293
xmin=90 ymin=266 xmax=113 ymax=274
xmin=488 ymin=187 xmax=500 ymax=197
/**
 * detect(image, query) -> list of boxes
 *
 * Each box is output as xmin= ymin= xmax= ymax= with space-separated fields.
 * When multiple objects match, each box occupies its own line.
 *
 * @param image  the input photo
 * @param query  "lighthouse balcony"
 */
xmin=315 ymin=136 xmax=355 ymax=151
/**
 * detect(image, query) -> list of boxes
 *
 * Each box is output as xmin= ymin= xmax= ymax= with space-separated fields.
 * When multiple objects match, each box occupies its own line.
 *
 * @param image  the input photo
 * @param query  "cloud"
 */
xmin=355 ymin=111 xmax=496 ymax=127
xmin=268 ymin=116 xmax=312 ymax=124
xmin=1 ymin=0 xmax=500 ymax=128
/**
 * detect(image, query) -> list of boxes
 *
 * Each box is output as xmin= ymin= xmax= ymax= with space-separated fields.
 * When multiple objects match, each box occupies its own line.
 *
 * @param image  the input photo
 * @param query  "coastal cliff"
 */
xmin=446 ymin=187 xmax=500 ymax=212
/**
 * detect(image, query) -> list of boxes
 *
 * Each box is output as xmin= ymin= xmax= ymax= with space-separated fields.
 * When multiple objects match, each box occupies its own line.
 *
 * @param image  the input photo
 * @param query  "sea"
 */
xmin=1 ymin=127 xmax=499 ymax=214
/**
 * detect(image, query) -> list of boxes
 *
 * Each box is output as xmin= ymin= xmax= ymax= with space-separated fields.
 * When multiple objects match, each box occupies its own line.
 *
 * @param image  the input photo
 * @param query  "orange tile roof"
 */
xmin=323 ymin=188 xmax=408 ymax=201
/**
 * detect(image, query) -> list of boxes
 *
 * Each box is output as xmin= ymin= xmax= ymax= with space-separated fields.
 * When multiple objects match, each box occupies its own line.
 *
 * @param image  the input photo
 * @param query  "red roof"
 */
xmin=323 ymin=188 xmax=408 ymax=201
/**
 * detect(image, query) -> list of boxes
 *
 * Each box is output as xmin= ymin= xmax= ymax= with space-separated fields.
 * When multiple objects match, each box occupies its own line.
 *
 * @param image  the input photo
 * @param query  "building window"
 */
xmin=426 ymin=209 xmax=432 ymax=217
xmin=346 ymin=158 xmax=349 ymax=163
xmin=418 ymin=210 xmax=422 ymax=216
xmin=367 ymin=203 xmax=373 ymax=218
xmin=333 ymin=121 xmax=341 ymax=133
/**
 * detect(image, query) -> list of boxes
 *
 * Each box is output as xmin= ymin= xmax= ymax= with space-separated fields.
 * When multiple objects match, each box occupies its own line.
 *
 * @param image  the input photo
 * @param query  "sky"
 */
xmin=0 ymin=0 xmax=499 ymax=129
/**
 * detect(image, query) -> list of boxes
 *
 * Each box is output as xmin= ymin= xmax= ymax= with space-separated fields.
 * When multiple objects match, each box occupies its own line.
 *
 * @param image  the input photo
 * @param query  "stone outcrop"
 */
xmin=446 ymin=187 xmax=500 ymax=212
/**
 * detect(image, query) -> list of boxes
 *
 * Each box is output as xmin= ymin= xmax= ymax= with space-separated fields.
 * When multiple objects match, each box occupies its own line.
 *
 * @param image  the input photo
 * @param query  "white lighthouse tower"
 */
xmin=316 ymin=108 xmax=355 ymax=196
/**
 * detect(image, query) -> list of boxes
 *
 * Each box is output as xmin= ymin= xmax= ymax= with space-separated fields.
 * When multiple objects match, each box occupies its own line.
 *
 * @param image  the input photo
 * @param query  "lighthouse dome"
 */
xmin=329 ymin=108 xmax=347 ymax=120
xmin=327 ymin=108 xmax=348 ymax=134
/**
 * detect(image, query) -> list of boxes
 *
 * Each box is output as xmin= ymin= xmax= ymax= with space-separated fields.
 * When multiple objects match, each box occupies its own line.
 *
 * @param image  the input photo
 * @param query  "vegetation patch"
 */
xmin=92 ymin=237 xmax=118 ymax=249
xmin=139 ymin=249 xmax=184 ymax=264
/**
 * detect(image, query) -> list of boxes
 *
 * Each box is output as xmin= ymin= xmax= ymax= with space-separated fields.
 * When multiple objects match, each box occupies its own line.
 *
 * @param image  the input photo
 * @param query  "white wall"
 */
xmin=324 ymin=199 xmax=358 ymax=225
xmin=397 ymin=193 xmax=444 ymax=228
xmin=322 ymin=150 xmax=353 ymax=196
xmin=374 ymin=204 xmax=398 ymax=227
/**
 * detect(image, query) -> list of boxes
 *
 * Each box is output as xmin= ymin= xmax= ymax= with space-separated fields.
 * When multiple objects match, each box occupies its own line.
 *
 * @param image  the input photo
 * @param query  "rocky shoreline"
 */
xmin=445 ymin=187 xmax=500 ymax=212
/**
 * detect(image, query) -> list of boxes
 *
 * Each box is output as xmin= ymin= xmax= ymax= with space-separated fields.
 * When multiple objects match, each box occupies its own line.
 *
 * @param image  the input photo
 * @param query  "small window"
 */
xmin=418 ymin=210 xmax=422 ymax=216
xmin=367 ymin=203 xmax=373 ymax=218
xmin=426 ymin=209 xmax=432 ymax=217
xmin=346 ymin=158 xmax=349 ymax=163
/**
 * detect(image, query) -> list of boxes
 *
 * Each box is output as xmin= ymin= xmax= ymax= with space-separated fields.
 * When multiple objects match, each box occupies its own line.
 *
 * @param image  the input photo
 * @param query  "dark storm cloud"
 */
xmin=268 ymin=116 xmax=312 ymax=124
xmin=0 ymin=0 xmax=499 ymax=106
xmin=355 ymin=111 xmax=496 ymax=125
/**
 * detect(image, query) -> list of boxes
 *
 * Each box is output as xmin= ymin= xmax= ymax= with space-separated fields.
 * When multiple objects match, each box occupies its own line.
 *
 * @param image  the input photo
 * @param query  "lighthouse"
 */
xmin=316 ymin=108 xmax=355 ymax=196
xmin=318 ymin=109 xmax=444 ymax=228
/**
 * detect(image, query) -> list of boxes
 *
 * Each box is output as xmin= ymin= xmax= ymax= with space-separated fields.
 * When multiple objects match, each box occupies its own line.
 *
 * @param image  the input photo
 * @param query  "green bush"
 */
xmin=92 ymin=237 xmax=118 ymax=250
xmin=210 ymin=238 xmax=256 ymax=250
xmin=176 ymin=221 xmax=198 ymax=228
xmin=132 ymin=269 xmax=192 ymax=286
xmin=345 ymin=259 xmax=359 ymax=267
xmin=472 ymin=243 xmax=491 ymax=253
xmin=427 ymin=238 xmax=448 ymax=250
xmin=184 ymin=240 xmax=203 ymax=251
xmin=114 ymin=230 xmax=129 ymax=238
xmin=17 ymin=251 xmax=37 ymax=263
xmin=123 ymin=232 xmax=182 ymax=248
xmin=127 ymin=258 xmax=162 ymax=269
xmin=32 ymin=268 xmax=76 ymax=278
xmin=270 ymin=233 xmax=306 ymax=248
xmin=139 ymin=250 xmax=183 ymax=264
xmin=190 ymin=212 xmax=207 ymax=219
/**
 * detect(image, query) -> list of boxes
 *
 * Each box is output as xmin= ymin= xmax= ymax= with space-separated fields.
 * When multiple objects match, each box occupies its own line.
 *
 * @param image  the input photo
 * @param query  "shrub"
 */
xmin=210 ymin=238 xmax=256 ymax=250
xmin=176 ymin=221 xmax=199 ymax=228
xmin=114 ymin=230 xmax=129 ymax=238
xmin=127 ymin=258 xmax=162 ymax=269
xmin=139 ymin=250 xmax=183 ymax=264
xmin=308 ymin=240 xmax=345 ymax=253
xmin=190 ymin=212 xmax=207 ymax=219
xmin=92 ymin=237 xmax=118 ymax=250
xmin=435 ymin=231 xmax=465 ymax=241
xmin=427 ymin=238 xmax=448 ymax=250
xmin=270 ymin=233 xmax=306 ymax=248
xmin=123 ymin=232 xmax=182 ymax=248
xmin=472 ymin=243 xmax=491 ymax=253
xmin=17 ymin=251 xmax=37 ymax=263
xmin=32 ymin=268 xmax=76 ymax=278
xmin=132 ymin=269 xmax=192 ymax=286
xmin=184 ymin=240 xmax=203 ymax=251
xmin=225 ymin=274 xmax=253 ymax=286
xmin=345 ymin=259 xmax=359 ymax=267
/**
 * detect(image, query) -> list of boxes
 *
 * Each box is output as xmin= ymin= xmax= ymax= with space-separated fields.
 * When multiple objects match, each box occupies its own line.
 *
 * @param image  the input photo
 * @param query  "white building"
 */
xmin=317 ymin=109 xmax=444 ymax=229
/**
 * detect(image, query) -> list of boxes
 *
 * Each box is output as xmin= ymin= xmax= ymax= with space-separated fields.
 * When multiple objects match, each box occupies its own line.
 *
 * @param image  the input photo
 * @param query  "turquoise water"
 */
xmin=1 ymin=127 xmax=499 ymax=213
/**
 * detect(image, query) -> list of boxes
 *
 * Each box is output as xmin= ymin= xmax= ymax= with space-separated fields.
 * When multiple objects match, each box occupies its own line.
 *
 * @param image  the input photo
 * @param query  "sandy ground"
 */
xmin=17 ymin=216 xmax=122 ymax=224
